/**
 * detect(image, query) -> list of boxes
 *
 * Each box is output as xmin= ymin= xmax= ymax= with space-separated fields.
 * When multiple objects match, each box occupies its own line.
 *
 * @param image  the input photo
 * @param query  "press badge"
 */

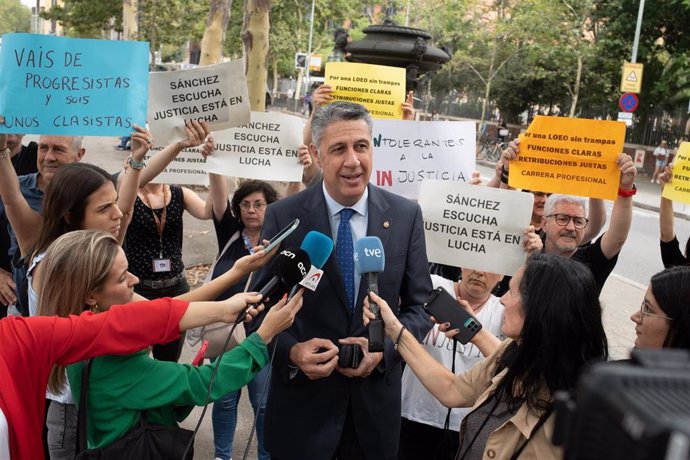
xmin=152 ymin=258 xmax=172 ymax=272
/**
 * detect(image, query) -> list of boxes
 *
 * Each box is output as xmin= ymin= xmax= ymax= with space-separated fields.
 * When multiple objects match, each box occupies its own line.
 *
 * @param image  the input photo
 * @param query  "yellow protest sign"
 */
xmin=662 ymin=142 xmax=690 ymax=204
xmin=324 ymin=62 xmax=405 ymax=119
xmin=508 ymin=116 xmax=625 ymax=200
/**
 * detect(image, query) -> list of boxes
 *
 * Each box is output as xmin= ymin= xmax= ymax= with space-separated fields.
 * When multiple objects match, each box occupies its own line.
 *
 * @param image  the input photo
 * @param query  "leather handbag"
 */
xmin=74 ymin=358 xmax=195 ymax=459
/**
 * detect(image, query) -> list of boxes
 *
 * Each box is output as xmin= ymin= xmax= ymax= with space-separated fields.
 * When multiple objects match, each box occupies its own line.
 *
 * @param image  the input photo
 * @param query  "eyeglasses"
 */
xmin=640 ymin=300 xmax=673 ymax=322
xmin=545 ymin=213 xmax=589 ymax=229
xmin=239 ymin=200 xmax=267 ymax=211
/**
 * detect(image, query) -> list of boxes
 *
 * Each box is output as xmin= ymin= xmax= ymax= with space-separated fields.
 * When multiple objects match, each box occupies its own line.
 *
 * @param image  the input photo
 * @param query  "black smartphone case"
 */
xmin=423 ymin=287 xmax=483 ymax=344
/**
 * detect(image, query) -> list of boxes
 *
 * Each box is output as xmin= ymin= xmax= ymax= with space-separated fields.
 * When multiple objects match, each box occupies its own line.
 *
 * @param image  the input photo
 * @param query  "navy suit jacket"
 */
xmin=251 ymin=183 xmax=432 ymax=460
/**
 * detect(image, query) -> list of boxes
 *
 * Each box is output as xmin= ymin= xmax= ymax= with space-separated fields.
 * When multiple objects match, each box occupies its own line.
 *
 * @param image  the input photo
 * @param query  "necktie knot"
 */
xmin=340 ymin=208 xmax=355 ymax=222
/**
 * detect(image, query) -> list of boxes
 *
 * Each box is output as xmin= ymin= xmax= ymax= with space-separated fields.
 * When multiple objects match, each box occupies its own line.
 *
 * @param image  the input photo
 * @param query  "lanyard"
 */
xmin=241 ymin=229 xmax=256 ymax=255
xmin=139 ymin=185 xmax=169 ymax=258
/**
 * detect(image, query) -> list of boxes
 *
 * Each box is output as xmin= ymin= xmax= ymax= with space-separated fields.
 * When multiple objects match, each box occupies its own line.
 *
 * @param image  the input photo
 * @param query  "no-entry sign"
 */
xmin=619 ymin=93 xmax=639 ymax=113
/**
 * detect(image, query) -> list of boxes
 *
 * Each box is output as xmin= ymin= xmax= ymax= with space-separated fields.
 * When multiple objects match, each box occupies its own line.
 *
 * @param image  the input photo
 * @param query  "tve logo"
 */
xmin=364 ymin=248 xmax=382 ymax=257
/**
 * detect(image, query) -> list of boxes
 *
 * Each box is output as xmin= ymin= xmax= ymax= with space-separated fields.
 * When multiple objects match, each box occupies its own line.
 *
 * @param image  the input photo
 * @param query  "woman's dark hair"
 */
xmin=650 ymin=266 xmax=690 ymax=349
xmin=230 ymin=180 xmax=279 ymax=226
xmin=496 ymin=253 xmax=609 ymax=414
xmin=32 ymin=163 xmax=115 ymax=258
xmin=685 ymin=236 xmax=690 ymax=261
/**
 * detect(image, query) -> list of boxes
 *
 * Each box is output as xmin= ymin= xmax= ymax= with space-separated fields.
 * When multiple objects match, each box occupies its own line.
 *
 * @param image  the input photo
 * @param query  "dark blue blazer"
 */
xmin=252 ymin=183 xmax=433 ymax=460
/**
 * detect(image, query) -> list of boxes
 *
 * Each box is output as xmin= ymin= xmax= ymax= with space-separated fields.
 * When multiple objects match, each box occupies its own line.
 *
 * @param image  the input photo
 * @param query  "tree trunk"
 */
xmin=568 ymin=53 xmax=583 ymax=118
xmin=200 ymin=0 xmax=232 ymax=66
xmin=242 ymin=0 xmax=271 ymax=111
xmin=122 ymin=0 xmax=137 ymax=41
xmin=478 ymin=46 xmax=497 ymax=141
xmin=272 ymin=54 xmax=279 ymax=96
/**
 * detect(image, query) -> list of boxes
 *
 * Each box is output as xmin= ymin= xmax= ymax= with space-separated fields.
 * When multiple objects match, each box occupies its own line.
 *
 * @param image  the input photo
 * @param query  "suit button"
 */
xmin=487 ymin=449 xmax=496 ymax=458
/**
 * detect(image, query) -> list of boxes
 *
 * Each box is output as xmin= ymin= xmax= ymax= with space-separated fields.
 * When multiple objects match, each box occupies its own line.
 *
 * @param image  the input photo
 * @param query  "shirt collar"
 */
xmin=322 ymin=182 xmax=368 ymax=218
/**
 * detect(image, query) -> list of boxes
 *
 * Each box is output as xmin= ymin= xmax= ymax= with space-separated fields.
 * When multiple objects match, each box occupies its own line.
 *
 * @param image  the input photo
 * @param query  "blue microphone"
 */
xmin=288 ymin=231 xmax=334 ymax=299
xmin=354 ymin=236 xmax=385 ymax=352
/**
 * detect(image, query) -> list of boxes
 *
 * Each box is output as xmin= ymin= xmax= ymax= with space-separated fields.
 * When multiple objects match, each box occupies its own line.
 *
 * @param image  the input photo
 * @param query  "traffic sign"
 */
xmin=620 ymin=62 xmax=644 ymax=93
xmin=619 ymin=92 xmax=639 ymax=113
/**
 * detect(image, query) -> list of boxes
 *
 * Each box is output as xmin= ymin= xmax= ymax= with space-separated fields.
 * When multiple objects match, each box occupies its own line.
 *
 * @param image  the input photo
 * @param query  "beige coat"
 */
xmin=453 ymin=339 xmax=562 ymax=460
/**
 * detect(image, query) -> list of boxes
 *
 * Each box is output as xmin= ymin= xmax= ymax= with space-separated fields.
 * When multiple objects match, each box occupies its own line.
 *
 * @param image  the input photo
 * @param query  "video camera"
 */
xmin=554 ymin=349 xmax=690 ymax=460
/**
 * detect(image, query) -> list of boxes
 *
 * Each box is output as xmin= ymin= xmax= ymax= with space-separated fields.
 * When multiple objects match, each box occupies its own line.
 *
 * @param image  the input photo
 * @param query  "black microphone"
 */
xmin=354 ymin=237 xmax=385 ymax=352
xmin=236 ymin=247 xmax=311 ymax=324
xmin=288 ymin=231 xmax=334 ymax=300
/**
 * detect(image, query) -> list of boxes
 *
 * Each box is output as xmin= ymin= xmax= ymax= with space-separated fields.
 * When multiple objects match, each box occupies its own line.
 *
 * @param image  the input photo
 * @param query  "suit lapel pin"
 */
xmin=383 ymin=220 xmax=390 ymax=229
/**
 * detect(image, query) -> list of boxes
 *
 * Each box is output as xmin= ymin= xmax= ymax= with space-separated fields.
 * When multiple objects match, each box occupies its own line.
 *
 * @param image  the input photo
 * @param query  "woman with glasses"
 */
xmin=631 ymin=266 xmax=690 ymax=350
xmin=207 ymin=177 xmax=279 ymax=460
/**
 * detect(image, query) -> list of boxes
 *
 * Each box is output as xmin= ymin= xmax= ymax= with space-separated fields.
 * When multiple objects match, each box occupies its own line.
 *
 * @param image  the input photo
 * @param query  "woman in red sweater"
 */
xmin=0 ymin=287 xmax=267 ymax=459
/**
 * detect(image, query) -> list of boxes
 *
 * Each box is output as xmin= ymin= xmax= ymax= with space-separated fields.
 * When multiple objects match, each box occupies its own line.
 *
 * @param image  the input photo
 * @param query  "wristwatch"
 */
xmin=618 ymin=184 xmax=637 ymax=198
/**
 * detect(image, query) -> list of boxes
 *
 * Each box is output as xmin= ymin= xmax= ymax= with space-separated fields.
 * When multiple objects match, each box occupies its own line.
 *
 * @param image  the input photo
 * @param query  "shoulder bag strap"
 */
xmin=204 ymin=230 xmax=241 ymax=285
xmin=77 ymin=358 xmax=94 ymax=453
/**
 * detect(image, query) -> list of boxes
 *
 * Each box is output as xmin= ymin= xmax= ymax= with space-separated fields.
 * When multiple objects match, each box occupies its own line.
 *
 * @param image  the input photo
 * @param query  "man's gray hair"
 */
xmin=544 ymin=194 xmax=588 ymax=216
xmin=311 ymin=102 xmax=373 ymax=148
xmin=71 ymin=136 xmax=84 ymax=153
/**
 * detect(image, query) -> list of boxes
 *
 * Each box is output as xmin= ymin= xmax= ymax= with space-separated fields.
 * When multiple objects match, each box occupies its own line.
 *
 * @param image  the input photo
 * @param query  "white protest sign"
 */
xmin=148 ymin=59 xmax=250 ymax=145
xmin=370 ymin=119 xmax=476 ymax=200
xmin=146 ymin=145 xmax=209 ymax=186
xmin=419 ymin=181 xmax=533 ymax=276
xmin=205 ymin=111 xmax=304 ymax=181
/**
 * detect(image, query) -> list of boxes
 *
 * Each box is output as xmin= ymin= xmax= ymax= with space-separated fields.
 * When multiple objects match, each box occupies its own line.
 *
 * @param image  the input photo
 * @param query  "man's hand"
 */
xmin=617 ymin=152 xmax=636 ymax=189
xmin=297 ymin=144 xmax=312 ymax=167
xmin=659 ymin=164 xmax=673 ymax=187
xmin=336 ymin=337 xmax=383 ymax=378
xmin=0 ymin=269 xmax=16 ymax=306
xmin=289 ymin=338 xmax=339 ymax=380
xmin=522 ymin=225 xmax=543 ymax=256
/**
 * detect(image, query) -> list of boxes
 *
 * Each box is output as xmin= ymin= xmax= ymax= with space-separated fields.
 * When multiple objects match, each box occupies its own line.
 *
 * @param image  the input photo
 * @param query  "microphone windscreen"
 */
xmin=271 ymin=247 xmax=312 ymax=286
xmin=354 ymin=236 xmax=385 ymax=275
xmin=300 ymin=231 xmax=334 ymax=269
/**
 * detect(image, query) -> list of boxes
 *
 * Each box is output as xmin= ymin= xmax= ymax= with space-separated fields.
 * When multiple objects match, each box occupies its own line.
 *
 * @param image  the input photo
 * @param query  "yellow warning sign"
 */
xmin=620 ymin=62 xmax=644 ymax=94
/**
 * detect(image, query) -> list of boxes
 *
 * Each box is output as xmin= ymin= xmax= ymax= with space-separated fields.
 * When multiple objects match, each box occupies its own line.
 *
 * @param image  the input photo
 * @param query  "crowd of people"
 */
xmin=0 ymin=83 xmax=688 ymax=460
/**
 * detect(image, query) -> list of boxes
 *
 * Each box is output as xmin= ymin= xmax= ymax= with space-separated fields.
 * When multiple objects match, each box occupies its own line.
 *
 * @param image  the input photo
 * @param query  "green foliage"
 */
xmin=39 ymin=0 xmax=122 ymax=38
xmin=0 ymin=0 xmax=31 ymax=35
xmin=136 ymin=0 xmax=207 ymax=49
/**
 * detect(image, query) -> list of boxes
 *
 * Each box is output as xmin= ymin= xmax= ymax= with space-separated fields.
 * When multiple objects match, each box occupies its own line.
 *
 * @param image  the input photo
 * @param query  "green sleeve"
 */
xmin=95 ymin=332 xmax=269 ymax=411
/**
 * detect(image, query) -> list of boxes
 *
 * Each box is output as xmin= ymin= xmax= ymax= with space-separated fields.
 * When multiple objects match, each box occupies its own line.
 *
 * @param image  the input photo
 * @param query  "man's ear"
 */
xmin=309 ymin=143 xmax=319 ymax=161
xmin=76 ymin=148 xmax=86 ymax=161
xmin=541 ymin=216 xmax=547 ymax=226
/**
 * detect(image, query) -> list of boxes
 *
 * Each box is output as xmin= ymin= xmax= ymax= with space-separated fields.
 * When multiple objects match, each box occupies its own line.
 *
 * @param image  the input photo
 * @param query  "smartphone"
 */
xmin=262 ymin=219 xmax=300 ymax=253
xmin=423 ymin=287 xmax=482 ymax=344
xmin=192 ymin=340 xmax=209 ymax=366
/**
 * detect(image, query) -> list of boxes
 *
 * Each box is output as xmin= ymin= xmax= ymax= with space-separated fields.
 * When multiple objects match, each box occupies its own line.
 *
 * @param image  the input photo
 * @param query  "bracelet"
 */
xmin=618 ymin=184 xmax=637 ymax=198
xmin=394 ymin=325 xmax=407 ymax=351
xmin=127 ymin=156 xmax=146 ymax=170
xmin=0 ymin=148 xmax=10 ymax=161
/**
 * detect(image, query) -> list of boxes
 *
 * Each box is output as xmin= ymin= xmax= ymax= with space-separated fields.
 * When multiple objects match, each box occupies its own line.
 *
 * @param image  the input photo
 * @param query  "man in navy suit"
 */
xmin=253 ymin=102 xmax=433 ymax=460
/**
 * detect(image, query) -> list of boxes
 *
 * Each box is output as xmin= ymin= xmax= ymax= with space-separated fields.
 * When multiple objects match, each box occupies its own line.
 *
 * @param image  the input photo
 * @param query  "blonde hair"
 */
xmin=37 ymin=229 xmax=120 ymax=393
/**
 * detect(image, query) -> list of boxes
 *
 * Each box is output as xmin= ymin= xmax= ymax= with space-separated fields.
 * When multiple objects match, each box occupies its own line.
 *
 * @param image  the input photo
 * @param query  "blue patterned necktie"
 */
xmin=336 ymin=208 xmax=355 ymax=314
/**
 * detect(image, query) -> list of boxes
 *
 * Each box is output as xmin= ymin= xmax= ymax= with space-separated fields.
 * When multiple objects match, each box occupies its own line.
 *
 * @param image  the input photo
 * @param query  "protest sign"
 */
xmin=508 ymin=115 xmax=625 ymax=200
xmin=419 ymin=181 xmax=534 ymax=276
xmin=0 ymin=33 xmax=148 ymax=136
xmin=324 ymin=62 xmax=405 ymax=119
xmin=662 ymin=142 xmax=690 ymax=204
xmin=205 ymin=111 xmax=304 ymax=181
xmin=148 ymin=59 xmax=250 ymax=145
xmin=371 ymin=119 xmax=476 ymax=200
xmin=146 ymin=145 xmax=209 ymax=186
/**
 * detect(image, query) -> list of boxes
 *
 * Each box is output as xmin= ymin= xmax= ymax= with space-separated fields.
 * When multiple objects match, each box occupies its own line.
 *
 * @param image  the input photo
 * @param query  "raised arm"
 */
xmin=659 ymin=165 xmax=675 ymax=242
xmin=138 ymin=120 xmax=209 ymax=187
xmin=582 ymin=198 xmax=606 ymax=244
xmin=600 ymin=153 xmax=636 ymax=259
xmin=115 ymin=125 xmax=152 ymax=243
xmin=0 ymin=124 xmax=42 ymax=257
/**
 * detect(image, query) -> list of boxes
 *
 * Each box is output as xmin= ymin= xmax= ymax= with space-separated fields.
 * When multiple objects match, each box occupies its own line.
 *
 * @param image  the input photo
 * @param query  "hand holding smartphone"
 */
xmin=262 ymin=219 xmax=300 ymax=253
xmin=423 ymin=287 xmax=482 ymax=344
